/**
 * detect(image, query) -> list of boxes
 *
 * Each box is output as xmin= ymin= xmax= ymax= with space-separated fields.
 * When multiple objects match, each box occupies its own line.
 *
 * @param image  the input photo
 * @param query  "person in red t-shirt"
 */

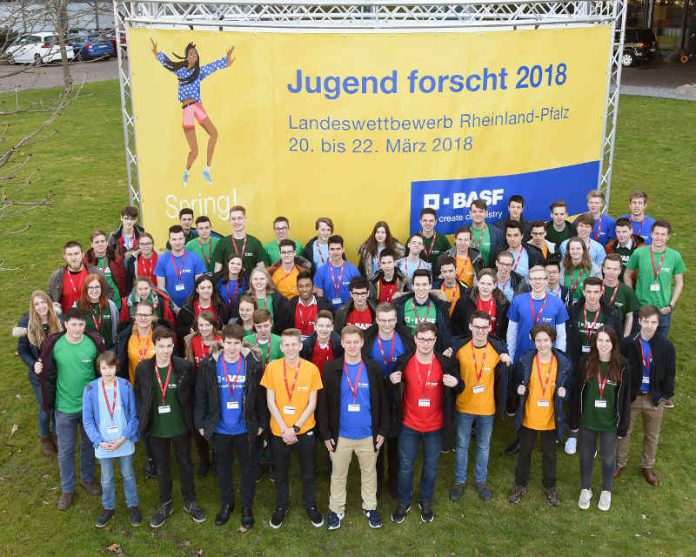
xmin=335 ymin=276 xmax=376 ymax=332
xmin=388 ymin=322 xmax=462 ymax=525
xmin=288 ymin=271 xmax=333 ymax=340
xmin=300 ymin=310 xmax=344 ymax=375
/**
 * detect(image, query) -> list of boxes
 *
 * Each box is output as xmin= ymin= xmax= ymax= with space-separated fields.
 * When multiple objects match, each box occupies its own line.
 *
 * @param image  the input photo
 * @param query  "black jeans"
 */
xmin=579 ymin=428 xmax=617 ymax=492
xmin=150 ymin=433 xmax=196 ymax=505
xmin=376 ymin=436 xmax=399 ymax=496
xmin=515 ymin=427 xmax=557 ymax=488
xmin=213 ymin=432 xmax=256 ymax=509
xmin=271 ymin=430 xmax=316 ymax=510
xmin=193 ymin=429 xmax=211 ymax=466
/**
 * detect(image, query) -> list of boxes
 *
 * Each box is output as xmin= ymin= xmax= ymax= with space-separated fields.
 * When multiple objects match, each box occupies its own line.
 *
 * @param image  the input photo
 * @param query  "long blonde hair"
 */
xmin=28 ymin=291 xmax=63 ymax=347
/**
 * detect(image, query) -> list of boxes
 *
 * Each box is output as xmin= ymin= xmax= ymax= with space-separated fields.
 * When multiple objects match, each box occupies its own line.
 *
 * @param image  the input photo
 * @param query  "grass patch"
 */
xmin=0 ymin=85 xmax=694 ymax=556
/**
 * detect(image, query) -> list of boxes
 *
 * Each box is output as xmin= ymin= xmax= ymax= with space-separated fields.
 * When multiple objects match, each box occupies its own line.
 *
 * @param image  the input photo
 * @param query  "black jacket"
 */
xmin=175 ymin=299 xmax=230 ymax=342
xmin=394 ymin=292 xmax=453 ymax=353
xmin=570 ymin=356 xmax=632 ymax=437
xmin=334 ymin=299 xmax=377 ymax=332
xmin=317 ymin=357 xmax=391 ymax=449
xmin=566 ymin=298 xmax=622 ymax=373
xmin=301 ymin=331 xmax=344 ymax=361
xmin=194 ymin=351 xmax=268 ymax=447
xmin=491 ymin=243 xmax=546 ymax=273
xmin=303 ymin=237 xmax=346 ymax=275
xmin=368 ymin=268 xmax=411 ymax=303
xmin=450 ymin=290 xmax=510 ymax=341
xmin=621 ymin=333 xmax=675 ymax=406
xmin=134 ymin=356 xmax=195 ymax=435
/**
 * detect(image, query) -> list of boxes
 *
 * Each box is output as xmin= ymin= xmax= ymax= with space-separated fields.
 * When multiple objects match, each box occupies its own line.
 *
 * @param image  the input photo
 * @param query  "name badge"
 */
xmin=594 ymin=400 xmax=607 ymax=409
xmin=283 ymin=405 xmax=296 ymax=415
xmin=642 ymin=376 xmax=650 ymax=384
xmin=650 ymin=284 xmax=660 ymax=292
xmin=582 ymin=345 xmax=591 ymax=353
xmin=106 ymin=425 xmax=119 ymax=435
xmin=175 ymin=283 xmax=186 ymax=291
xmin=158 ymin=405 xmax=171 ymax=414
xmin=472 ymin=385 xmax=485 ymax=394
xmin=537 ymin=400 xmax=550 ymax=408
xmin=348 ymin=403 xmax=361 ymax=412
xmin=418 ymin=399 xmax=431 ymax=407
xmin=332 ymin=297 xmax=342 ymax=305
xmin=227 ymin=401 xmax=240 ymax=410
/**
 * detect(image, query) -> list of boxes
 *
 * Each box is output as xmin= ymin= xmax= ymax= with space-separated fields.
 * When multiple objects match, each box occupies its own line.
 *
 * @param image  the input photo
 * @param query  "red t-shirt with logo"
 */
xmin=476 ymin=297 xmax=498 ymax=336
xmin=346 ymin=307 xmax=373 ymax=330
xmin=61 ymin=267 xmax=88 ymax=311
xmin=402 ymin=356 xmax=444 ymax=432
xmin=311 ymin=341 xmax=334 ymax=374
xmin=295 ymin=302 xmax=318 ymax=338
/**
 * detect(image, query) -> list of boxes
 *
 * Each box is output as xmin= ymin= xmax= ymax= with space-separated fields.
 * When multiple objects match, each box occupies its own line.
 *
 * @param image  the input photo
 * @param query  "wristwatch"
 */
xmin=293 ymin=425 xmax=301 ymax=433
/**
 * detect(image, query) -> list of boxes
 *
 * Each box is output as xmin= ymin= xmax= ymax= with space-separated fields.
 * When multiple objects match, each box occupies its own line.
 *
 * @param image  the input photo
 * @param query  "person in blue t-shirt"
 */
xmin=155 ymin=225 xmax=206 ymax=310
xmin=586 ymin=189 xmax=616 ymax=247
xmin=317 ymin=326 xmax=390 ymax=530
xmin=195 ymin=324 xmax=265 ymax=530
xmin=314 ymin=235 xmax=361 ymax=311
xmin=618 ymin=190 xmax=656 ymax=245
xmin=506 ymin=266 xmax=569 ymax=363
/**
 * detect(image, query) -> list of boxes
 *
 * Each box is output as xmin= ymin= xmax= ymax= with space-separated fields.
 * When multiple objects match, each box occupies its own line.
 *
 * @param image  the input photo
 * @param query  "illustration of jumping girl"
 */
xmin=151 ymin=38 xmax=235 ymax=187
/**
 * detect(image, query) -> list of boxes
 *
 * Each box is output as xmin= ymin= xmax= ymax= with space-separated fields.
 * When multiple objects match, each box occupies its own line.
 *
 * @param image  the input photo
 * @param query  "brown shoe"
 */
xmin=40 ymin=436 xmax=57 ymax=456
xmin=57 ymin=492 xmax=73 ymax=511
xmin=642 ymin=468 xmax=660 ymax=487
xmin=81 ymin=479 xmax=102 ymax=496
xmin=613 ymin=465 xmax=626 ymax=478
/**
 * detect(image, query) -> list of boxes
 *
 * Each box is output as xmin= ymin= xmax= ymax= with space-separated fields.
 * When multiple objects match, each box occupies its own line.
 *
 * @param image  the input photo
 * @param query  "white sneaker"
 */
xmin=578 ymin=489 xmax=592 ymax=510
xmin=564 ymin=437 xmax=577 ymax=455
xmin=597 ymin=490 xmax=612 ymax=511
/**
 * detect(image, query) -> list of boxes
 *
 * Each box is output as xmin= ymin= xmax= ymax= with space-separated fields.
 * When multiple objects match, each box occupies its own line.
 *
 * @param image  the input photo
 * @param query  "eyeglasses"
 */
xmin=352 ymin=291 xmax=369 ymax=297
xmin=135 ymin=313 xmax=153 ymax=318
xmin=87 ymin=285 xmax=101 ymax=290
xmin=280 ymin=251 xmax=294 ymax=256
xmin=274 ymin=226 xmax=289 ymax=231
xmin=470 ymin=325 xmax=489 ymax=331
xmin=497 ymin=261 xmax=513 ymax=267
xmin=415 ymin=337 xmax=436 ymax=343
xmin=139 ymin=242 xmax=153 ymax=247
xmin=377 ymin=318 xmax=396 ymax=324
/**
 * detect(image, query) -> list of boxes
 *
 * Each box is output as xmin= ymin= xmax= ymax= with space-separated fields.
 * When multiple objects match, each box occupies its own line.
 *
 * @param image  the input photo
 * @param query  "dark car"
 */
xmin=616 ymin=28 xmax=660 ymax=67
xmin=68 ymin=31 xmax=115 ymax=61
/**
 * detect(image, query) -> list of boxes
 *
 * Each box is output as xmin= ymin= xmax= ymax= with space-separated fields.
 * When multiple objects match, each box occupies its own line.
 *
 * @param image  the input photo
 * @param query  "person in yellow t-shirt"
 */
xmin=508 ymin=324 xmax=571 ymax=507
xmin=450 ymin=311 xmax=511 ymax=503
xmin=260 ymin=328 xmax=323 ymax=529
xmin=270 ymin=239 xmax=310 ymax=300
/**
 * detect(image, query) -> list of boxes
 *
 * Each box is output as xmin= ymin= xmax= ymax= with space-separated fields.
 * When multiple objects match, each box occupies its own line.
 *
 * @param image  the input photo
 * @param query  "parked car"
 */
xmin=5 ymin=32 xmax=74 ymax=65
xmin=68 ymin=31 xmax=115 ymax=61
xmin=616 ymin=28 xmax=660 ymax=67
xmin=103 ymin=28 xmax=127 ymax=55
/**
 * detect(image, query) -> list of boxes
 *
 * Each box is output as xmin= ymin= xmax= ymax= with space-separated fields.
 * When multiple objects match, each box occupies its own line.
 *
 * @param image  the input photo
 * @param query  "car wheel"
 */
xmin=621 ymin=53 xmax=634 ymax=67
xmin=33 ymin=53 xmax=42 ymax=65
xmin=6 ymin=54 xmax=15 ymax=64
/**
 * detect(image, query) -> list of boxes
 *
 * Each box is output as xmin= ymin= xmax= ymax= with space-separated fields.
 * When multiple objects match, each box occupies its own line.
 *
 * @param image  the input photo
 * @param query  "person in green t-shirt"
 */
xmin=76 ymin=274 xmax=119 ymax=349
xmin=418 ymin=208 xmax=452 ymax=275
xmin=212 ymin=205 xmax=269 ymax=277
xmin=37 ymin=308 xmax=105 ymax=511
xmin=469 ymin=199 xmax=504 ymax=267
xmin=264 ymin=216 xmax=303 ymax=266
xmin=601 ymin=254 xmax=639 ymax=336
xmin=545 ymin=200 xmax=574 ymax=251
xmin=625 ymin=220 xmax=685 ymax=338
xmin=134 ymin=326 xmax=206 ymax=528
xmin=243 ymin=309 xmax=283 ymax=369
xmin=570 ymin=328 xmax=630 ymax=512
xmin=186 ymin=216 xmax=220 ymax=273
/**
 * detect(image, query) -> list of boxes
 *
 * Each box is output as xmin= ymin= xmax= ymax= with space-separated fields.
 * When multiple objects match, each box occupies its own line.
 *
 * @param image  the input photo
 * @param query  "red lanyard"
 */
xmin=416 ymin=358 xmax=434 ymax=398
xmin=422 ymin=233 xmax=436 ymax=259
xmin=170 ymin=251 xmax=186 ymax=282
xmin=377 ymin=336 xmax=396 ymax=369
xmin=569 ymin=268 xmax=584 ymax=296
xmin=255 ymin=294 xmax=270 ymax=311
xmin=455 ymin=253 xmax=470 ymax=282
xmin=232 ymin=235 xmax=247 ymax=257
xmin=602 ymin=283 xmax=619 ymax=306
xmin=510 ymin=248 xmax=524 ymax=271
xmin=297 ymin=301 xmax=317 ymax=330
xmin=134 ymin=330 xmax=152 ymax=361
xmin=98 ymin=256 xmax=109 ymax=274
xmin=330 ymin=263 xmax=346 ymax=295
xmin=640 ymin=340 xmax=652 ymax=370
xmin=222 ymin=357 xmax=243 ymax=399
xmin=343 ymin=360 xmax=364 ymax=402
xmin=583 ymin=306 xmax=602 ymax=341
xmin=275 ymin=266 xmax=296 ymax=286
xmin=260 ymin=340 xmax=272 ymax=369
xmin=440 ymin=283 xmax=458 ymax=304
xmin=471 ymin=343 xmax=488 ymax=383
xmin=91 ymin=305 xmax=103 ymax=332
xmin=154 ymin=362 xmax=173 ymax=404
xmin=472 ymin=226 xmax=486 ymax=249
xmin=534 ymin=355 xmax=555 ymax=397
xmin=497 ymin=279 xmax=510 ymax=294
xmin=316 ymin=242 xmax=328 ymax=265
xmin=477 ymin=297 xmax=497 ymax=333
xmin=66 ymin=267 xmax=85 ymax=297
xmin=225 ymin=280 xmax=240 ymax=305
xmin=649 ymin=247 xmax=666 ymax=281
xmin=283 ymin=359 xmax=301 ymax=401
xmin=529 ymin=294 xmax=548 ymax=325
xmin=101 ymin=379 xmax=118 ymax=422
xmin=138 ymin=255 xmax=155 ymax=278
xmin=198 ymin=239 xmax=213 ymax=267
xmin=596 ymin=366 xmax=609 ymax=399
xmin=592 ymin=215 xmax=603 ymax=241
xmin=410 ymin=299 xmax=432 ymax=324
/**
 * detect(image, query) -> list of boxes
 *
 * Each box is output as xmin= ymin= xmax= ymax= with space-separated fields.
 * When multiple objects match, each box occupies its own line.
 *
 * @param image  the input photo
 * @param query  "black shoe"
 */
xmin=391 ymin=503 xmax=410 ymax=524
xmin=241 ymin=507 xmax=254 ymax=529
xmin=184 ymin=501 xmax=207 ymax=523
xmin=150 ymin=500 xmax=173 ymax=528
xmin=197 ymin=461 xmax=209 ymax=478
xmin=255 ymin=466 xmax=263 ymax=484
xmin=505 ymin=440 xmax=520 ymax=456
xmin=128 ymin=506 xmax=142 ymax=526
xmin=215 ymin=504 xmax=233 ymax=526
xmin=95 ymin=509 xmax=114 ymax=528
xmin=269 ymin=465 xmax=277 ymax=483
xmin=269 ymin=507 xmax=287 ymax=529
xmin=419 ymin=501 xmax=434 ymax=523
xmin=144 ymin=459 xmax=157 ymax=479
xmin=307 ymin=506 xmax=324 ymax=527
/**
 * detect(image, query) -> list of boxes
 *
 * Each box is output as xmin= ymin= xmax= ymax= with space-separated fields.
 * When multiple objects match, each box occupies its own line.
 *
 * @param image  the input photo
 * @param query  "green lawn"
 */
xmin=0 ymin=83 xmax=694 ymax=556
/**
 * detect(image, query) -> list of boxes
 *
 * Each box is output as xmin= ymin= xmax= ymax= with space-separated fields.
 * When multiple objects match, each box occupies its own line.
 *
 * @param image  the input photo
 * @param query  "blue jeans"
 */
xmin=99 ymin=454 xmax=138 ymax=509
xmin=455 ymin=413 xmax=494 ymax=485
xmin=28 ymin=371 xmax=54 ymax=437
xmin=55 ymin=410 xmax=96 ymax=493
xmin=398 ymin=425 xmax=442 ymax=505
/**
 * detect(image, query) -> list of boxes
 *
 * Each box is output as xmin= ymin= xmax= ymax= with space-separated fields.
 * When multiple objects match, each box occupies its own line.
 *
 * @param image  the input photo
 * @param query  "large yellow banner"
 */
xmin=128 ymin=26 xmax=612 ymax=254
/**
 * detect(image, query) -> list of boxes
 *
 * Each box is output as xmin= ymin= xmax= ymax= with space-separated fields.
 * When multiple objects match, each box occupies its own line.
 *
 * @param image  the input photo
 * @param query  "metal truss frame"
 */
xmin=114 ymin=0 xmax=626 ymax=207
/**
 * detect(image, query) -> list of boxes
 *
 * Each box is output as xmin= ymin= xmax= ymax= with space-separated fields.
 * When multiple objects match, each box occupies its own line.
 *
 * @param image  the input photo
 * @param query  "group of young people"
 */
xmin=13 ymin=188 xmax=684 ymax=532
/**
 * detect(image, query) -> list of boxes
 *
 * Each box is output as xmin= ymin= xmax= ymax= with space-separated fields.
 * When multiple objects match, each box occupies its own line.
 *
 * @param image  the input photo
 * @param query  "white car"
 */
xmin=5 ymin=32 xmax=75 ymax=65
